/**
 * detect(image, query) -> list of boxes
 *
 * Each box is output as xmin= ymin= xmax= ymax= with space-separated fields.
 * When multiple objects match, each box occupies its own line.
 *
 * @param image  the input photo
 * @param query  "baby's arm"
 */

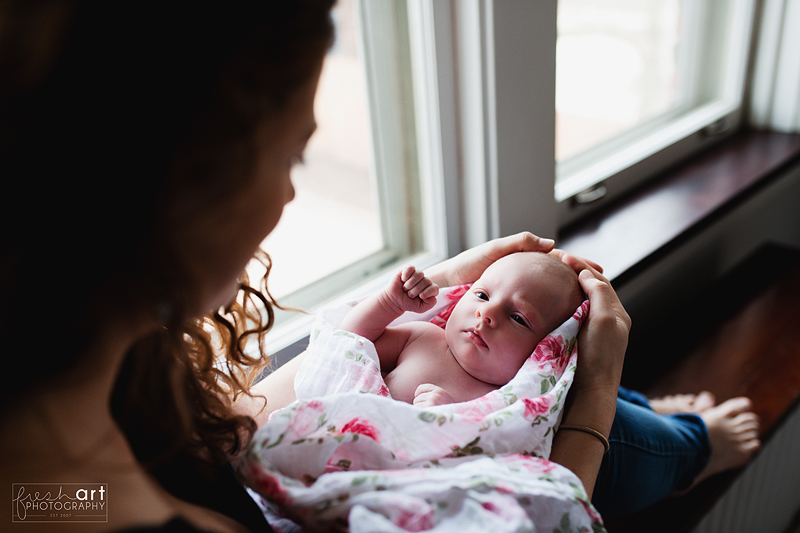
xmin=340 ymin=266 xmax=439 ymax=343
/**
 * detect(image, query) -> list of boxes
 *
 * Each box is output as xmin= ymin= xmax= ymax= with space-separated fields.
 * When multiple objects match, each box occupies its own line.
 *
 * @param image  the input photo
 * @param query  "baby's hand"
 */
xmin=386 ymin=265 xmax=439 ymax=314
xmin=413 ymin=383 xmax=455 ymax=407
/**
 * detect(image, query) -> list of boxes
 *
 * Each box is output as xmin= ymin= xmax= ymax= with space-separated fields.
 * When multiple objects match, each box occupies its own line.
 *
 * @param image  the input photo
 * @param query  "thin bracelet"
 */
xmin=558 ymin=425 xmax=610 ymax=454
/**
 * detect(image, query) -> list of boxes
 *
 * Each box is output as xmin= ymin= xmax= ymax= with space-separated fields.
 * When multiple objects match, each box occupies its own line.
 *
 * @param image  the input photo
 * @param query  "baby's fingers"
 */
xmin=402 ymin=268 xmax=437 ymax=299
xmin=417 ymin=283 xmax=439 ymax=302
xmin=413 ymin=384 xmax=454 ymax=407
xmin=414 ymin=383 xmax=438 ymax=397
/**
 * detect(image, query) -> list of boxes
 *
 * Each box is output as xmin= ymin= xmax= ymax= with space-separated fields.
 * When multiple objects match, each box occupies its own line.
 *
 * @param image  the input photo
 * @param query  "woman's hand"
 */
xmin=573 ymin=266 xmax=631 ymax=398
xmin=426 ymin=232 xmax=605 ymax=288
xmin=425 ymin=232 xmax=557 ymax=287
xmin=550 ymin=249 xmax=604 ymax=276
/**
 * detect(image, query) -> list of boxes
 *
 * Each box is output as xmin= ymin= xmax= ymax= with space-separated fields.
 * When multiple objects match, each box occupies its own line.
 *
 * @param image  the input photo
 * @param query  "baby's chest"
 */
xmin=385 ymin=341 xmax=494 ymax=404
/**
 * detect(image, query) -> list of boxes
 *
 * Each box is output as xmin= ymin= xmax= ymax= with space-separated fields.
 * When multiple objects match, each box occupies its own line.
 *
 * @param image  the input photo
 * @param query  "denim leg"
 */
xmin=616 ymin=385 xmax=652 ymax=408
xmin=591 ymin=388 xmax=711 ymax=518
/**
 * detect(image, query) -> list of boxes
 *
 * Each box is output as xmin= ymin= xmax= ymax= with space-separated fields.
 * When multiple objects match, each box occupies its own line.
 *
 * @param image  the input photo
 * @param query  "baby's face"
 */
xmin=444 ymin=253 xmax=579 ymax=386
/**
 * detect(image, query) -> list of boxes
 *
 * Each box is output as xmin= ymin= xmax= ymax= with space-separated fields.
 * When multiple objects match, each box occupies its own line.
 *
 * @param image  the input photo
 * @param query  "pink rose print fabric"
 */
xmin=238 ymin=287 xmax=604 ymax=532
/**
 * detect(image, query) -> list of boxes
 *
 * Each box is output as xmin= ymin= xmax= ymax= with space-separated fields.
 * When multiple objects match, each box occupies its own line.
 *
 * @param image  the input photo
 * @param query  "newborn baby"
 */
xmin=340 ymin=252 xmax=584 ymax=405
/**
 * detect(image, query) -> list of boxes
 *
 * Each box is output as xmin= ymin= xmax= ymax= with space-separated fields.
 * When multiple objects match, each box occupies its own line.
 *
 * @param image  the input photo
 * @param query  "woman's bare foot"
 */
xmin=689 ymin=397 xmax=761 ymax=488
xmin=649 ymin=391 xmax=716 ymax=415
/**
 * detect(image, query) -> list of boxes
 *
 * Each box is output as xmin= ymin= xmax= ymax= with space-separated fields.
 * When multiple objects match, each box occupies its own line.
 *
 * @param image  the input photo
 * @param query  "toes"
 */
xmin=743 ymin=438 xmax=761 ymax=453
xmin=649 ymin=391 xmax=717 ymax=414
xmin=715 ymin=396 xmax=754 ymax=417
xmin=694 ymin=391 xmax=716 ymax=411
xmin=733 ymin=411 xmax=760 ymax=430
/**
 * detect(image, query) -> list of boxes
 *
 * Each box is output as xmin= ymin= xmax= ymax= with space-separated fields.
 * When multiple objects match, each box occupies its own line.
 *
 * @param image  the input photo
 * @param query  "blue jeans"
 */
xmin=591 ymin=387 xmax=711 ymax=517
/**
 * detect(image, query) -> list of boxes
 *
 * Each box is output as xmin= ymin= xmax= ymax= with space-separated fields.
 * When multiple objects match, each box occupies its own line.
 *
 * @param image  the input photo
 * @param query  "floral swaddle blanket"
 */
xmin=237 ymin=286 xmax=605 ymax=532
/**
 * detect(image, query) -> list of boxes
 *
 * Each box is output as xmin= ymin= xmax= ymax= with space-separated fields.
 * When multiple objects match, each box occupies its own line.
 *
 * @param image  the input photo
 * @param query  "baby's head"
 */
xmin=444 ymin=252 xmax=584 ymax=386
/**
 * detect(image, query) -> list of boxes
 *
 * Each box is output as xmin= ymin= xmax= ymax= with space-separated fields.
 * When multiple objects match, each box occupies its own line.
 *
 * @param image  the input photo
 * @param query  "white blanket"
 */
xmin=238 ymin=286 xmax=605 ymax=532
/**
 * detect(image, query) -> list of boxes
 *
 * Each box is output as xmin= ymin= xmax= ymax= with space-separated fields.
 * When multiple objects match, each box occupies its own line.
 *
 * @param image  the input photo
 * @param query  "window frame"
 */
xmin=429 ymin=0 xmax=560 ymax=248
xmin=553 ymin=0 xmax=758 ymax=227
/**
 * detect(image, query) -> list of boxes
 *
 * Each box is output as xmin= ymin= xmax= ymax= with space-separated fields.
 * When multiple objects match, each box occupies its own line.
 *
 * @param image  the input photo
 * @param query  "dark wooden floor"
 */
xmin=605 ymin=244 xmax=800 ymax=533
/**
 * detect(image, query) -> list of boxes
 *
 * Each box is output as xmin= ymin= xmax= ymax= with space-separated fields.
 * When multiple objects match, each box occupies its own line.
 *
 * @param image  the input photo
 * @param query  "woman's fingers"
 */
xmin=424 ymin=232 xmax=607 ymax=289
xmin=486 ymin=231 xmax=556 ymax=259
xmin=578 ymin=268 xmax=631 ymax=330
xmin=550 ymin=249 xmax=604 ymax=275
xmin=573 ymin=268 xmax=631 ymax=393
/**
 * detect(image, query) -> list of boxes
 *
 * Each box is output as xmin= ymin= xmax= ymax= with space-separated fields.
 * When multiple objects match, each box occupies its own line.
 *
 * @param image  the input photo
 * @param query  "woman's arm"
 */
xmin=549 ymin=266 xmax=630 ymax=498
xmin=235 ymin=352 xmax=306 ymax=427
xmin=425 ymin=231 xmax=603 ymax=287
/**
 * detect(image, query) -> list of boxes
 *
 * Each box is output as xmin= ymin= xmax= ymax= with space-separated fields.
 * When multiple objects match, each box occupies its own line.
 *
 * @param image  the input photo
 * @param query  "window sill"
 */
xmin=558 ymin=128 xmax=800 ymax=285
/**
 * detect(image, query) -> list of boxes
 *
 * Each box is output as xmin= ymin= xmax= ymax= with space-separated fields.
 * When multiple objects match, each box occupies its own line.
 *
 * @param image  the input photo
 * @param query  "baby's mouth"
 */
xmin=465 ymin=328 xmax=487 ymax=348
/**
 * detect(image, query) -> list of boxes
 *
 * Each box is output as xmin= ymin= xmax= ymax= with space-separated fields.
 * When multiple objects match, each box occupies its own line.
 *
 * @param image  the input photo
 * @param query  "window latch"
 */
xmin=573 ymin=182 xmax=608 ymax=205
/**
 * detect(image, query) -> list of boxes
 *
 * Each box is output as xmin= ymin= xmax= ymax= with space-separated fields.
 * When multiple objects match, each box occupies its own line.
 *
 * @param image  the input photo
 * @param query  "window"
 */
xmin=259 ymin=3 xmax=381 ymax=302
xmin=555 ymin=0 xmax=757 ymax=225
xmin=556 ymin=0 xmax=685 ymax=163
xmin=257 ymin=0 xmax=446 ymax=351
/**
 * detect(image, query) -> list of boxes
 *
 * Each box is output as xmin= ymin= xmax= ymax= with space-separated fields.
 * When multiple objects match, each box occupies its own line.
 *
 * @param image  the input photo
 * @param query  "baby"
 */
xmin=340 ymin=252 xmax=584 ymax=406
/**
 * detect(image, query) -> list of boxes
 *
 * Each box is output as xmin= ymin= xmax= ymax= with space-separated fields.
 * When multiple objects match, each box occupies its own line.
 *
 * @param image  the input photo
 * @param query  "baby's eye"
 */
xmin=511 ymin=315 xmax=529 ymax=328
xmin=475 ymin=291 xmax=489 ymax=301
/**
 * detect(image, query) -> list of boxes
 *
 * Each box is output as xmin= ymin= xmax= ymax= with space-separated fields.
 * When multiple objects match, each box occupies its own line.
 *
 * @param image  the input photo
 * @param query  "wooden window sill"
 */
xmin=559 ymin=128 xmax=800 ymax=285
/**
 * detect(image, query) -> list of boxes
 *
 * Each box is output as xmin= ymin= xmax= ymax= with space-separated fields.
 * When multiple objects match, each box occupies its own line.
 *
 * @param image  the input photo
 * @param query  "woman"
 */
xmin=1 ymin=2 xmax=337 ymax=531
xmin=4 ymin=1 xmax=728 ymax=531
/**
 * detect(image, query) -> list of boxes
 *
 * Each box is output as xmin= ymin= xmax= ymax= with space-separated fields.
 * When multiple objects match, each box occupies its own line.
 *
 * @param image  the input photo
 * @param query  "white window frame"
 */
xmin=425 ymin=0 xmax=757 ymax=236
xmin=554 ymin=0 xmax=757 ymax=226
xmin=424 ymin=0 xmax=559 ymax=248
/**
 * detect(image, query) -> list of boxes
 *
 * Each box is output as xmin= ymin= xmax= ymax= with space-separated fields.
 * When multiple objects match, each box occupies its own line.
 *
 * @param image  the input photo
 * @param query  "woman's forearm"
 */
xmin=235 ymin=352 xmax=306 ymax=427
xmin=549 ymin=387 xmax=617 ymax=498
xmin=550 ymin=266 xmax=629 ymax=498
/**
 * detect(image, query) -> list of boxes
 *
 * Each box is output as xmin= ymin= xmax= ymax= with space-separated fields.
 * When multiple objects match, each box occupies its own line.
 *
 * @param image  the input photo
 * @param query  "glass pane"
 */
xmin=256 ymin=0 xmax=382 ymax=300
xmin=556 ymin=0 xmax=683 ymax=163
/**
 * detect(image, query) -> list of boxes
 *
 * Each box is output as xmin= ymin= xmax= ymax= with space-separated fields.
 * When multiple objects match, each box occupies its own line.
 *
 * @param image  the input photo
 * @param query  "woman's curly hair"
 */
xmin=0 ymin=0 xmax=335 ymax=480
xmin=111 ymin=249 xmax=283 ymax=476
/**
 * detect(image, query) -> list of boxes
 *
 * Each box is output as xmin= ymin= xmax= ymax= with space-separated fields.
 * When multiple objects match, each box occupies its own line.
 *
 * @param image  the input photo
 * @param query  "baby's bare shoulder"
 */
xmin=394 ymin=322 xmax=447 ymax=362
xmin=403 ymin=321 xmax=446 ymax=342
